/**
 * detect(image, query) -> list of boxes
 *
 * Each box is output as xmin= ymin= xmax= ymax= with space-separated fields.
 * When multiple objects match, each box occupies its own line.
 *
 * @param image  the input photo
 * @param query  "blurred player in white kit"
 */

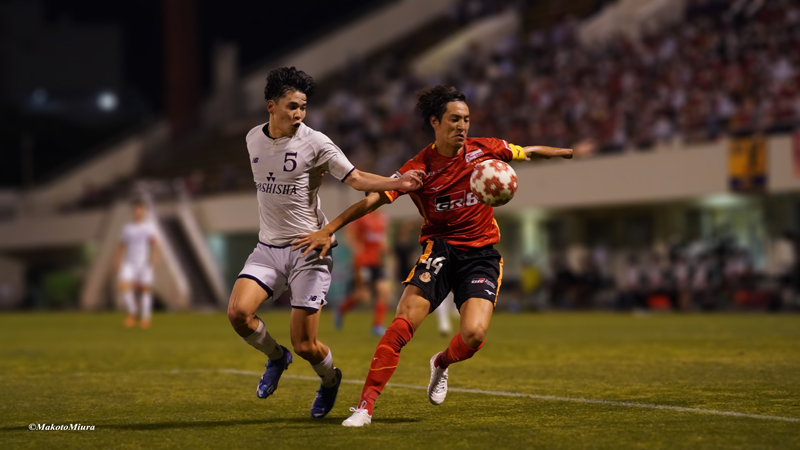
xmin=114 ymin=199 xmax=159 ymax=329
xmin=225 ymin=67 xmax=423 ymax=419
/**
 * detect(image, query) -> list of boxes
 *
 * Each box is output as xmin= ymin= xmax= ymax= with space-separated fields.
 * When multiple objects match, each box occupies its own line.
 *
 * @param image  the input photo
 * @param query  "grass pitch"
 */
xmin=0 ymin=311 xmax=798 ymax=449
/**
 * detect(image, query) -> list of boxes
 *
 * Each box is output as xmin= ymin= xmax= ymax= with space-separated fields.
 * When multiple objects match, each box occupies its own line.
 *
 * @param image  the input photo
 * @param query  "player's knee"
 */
xmin=291 ymin=340 xmax=317 ymax=359
xmin=460 ymin=326 xmax=487 ymax=348
xmin=226 ymin=303 xmax=251 ymax=328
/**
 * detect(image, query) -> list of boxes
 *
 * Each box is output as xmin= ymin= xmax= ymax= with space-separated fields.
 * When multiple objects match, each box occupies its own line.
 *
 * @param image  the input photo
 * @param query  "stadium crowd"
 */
xmin=308 ymin=0 xmax=800 ymax=175
xmin=518 ymin=232 xmax=800 ymax=312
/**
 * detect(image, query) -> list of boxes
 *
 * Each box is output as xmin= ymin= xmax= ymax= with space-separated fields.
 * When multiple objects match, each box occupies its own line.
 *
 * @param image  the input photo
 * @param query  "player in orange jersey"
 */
xmin=292 ymin=85 xmax=571 ymax=426
xmin=335 ymin=210 xmax=390 ymax=336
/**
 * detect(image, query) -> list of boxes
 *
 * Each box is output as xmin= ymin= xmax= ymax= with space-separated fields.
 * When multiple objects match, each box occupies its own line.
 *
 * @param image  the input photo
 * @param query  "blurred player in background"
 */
xmin=335 ymin=210 xmax=390 ymax=336
xmin=435 ymin=293 xmax=456 ymax=336
xmin=225 ymin=67 xmax=424 ymax=419
xmin=293 ymin=85 xmax=572 ymax=426
xmin=114 ymin=199 xmax=159 ymax=329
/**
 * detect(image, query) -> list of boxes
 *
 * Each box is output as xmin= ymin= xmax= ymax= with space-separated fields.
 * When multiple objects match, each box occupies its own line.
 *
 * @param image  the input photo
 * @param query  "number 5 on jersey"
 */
xmin=284 ymin=152 xmax=297 ymax=172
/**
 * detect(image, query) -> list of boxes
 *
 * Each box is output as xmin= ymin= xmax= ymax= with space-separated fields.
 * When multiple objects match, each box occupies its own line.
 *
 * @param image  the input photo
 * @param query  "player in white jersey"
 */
xmin=114 ymin=199 xmax=159 ymax=329
xmin=226 ymin=67 xmax=424 ymax=419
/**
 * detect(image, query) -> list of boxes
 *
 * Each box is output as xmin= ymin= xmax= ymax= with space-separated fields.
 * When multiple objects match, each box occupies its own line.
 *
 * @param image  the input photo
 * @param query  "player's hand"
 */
xmin=524 ymin=146 xmax=573 ymax=160
xmin=398 ymin=170 xmax=425 ymax=191
xmin=291 ymin=231 xmax=333 ymax=259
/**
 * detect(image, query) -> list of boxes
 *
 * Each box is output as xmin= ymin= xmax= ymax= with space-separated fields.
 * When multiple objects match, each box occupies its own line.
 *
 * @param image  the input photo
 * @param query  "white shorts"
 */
xmin=119 ymin=262 xmax=154 ymax=286
xmin=238 ymin=242 xmax=333 ymax=311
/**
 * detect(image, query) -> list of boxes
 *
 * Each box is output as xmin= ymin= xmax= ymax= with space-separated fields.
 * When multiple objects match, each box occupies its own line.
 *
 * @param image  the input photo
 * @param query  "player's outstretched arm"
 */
xmin=344 ymin=169 xmax=424 ymax=192
xmin=149 ymin=238 xmax=160 ymax=268
xmin=292 ymin=192 xmax=390 ymax=258
xmin=522 ymin=146 xmax=573 ymax=160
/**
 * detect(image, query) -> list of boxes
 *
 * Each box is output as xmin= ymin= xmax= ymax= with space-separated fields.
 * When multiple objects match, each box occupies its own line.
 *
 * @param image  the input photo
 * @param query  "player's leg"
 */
xmin=229 ymin=245 xmax=291 ymax=398
xmin=436 ymin=292 xmax=455 ymax=336
xmin=344 ymin=238 xmax=451 ymax=426
xmin=138 ymin=265 xmax=155 ymax=329
xmin=371 ymin=266 xmax=389 ymax=336
xmin=437 ymin=297 xmax=493 ymax=365
xmin=118 ymin=264 xmax=137 ymax=328
xmin=289 ymin=306 xmax=342 ymax=418
xmin=343 ymin=285 xmax=431 ymax=427
xmin=428 ymin=251 xmax=501 ymax=405
xmin=228 ymin=277 xmax=292 ymax=398
xmin=289 ymin=251 xmax=342 ymax=418
xmin=336 ymin=263 xmax=365 ymax=329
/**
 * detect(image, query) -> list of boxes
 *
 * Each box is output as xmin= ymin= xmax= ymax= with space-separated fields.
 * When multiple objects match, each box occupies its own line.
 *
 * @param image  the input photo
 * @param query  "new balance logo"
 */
xmin=266 ymin=172 xmax=276 ymax=182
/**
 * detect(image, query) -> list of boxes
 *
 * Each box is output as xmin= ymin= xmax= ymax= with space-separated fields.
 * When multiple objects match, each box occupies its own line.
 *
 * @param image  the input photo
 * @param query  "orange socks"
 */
xmin=358 ymin=317 xmax=415 ymax=414
xmin=434 ymin=333 xmax=484 ymax=369
xmin=373 ymin=301 xmax=387 ymax=326
xmin=339 ymin=295 xmax=357 ymax=314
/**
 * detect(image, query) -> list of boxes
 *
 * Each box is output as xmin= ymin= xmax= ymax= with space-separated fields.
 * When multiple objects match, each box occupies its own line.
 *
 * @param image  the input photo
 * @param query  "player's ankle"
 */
xmin=359 ymin=399 xmax=375 ymax=415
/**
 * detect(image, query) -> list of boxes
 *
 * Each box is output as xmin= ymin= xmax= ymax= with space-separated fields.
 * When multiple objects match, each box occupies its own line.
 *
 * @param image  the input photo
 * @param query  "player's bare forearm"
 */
xmin=150 ymin=240 xmax=160 ymax=268
xmin=291 ymin=192 xmax=389 ymax=258
xmin=345 ymin=169 xmax=424 ymax=192
xmin=522 ymin=146 xmax=573 ymax=160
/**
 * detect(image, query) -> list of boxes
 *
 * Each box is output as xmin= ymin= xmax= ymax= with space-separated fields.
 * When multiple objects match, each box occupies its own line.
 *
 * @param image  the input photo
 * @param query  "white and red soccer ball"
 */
xmin=469 ymin=160 xmax=518 ymax=207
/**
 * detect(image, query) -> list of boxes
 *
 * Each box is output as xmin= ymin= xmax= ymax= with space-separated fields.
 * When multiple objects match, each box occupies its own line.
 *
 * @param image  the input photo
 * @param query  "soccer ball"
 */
xmin=469 ymin=160 xmax=518 ymax=207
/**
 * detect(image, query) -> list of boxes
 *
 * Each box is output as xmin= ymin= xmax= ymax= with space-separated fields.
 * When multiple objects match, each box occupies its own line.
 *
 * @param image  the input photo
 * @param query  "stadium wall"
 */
xmin=24 ymin=121 xmax=169 ymax=215
xmin=241 ymin=0 xmax=456 ymax=114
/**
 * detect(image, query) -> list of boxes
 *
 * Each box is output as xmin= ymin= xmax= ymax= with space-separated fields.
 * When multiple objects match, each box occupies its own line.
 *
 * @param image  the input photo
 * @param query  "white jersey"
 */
xmin=121 ymin=221 xmax=157 ymax=266
xmin=247 ymin=122 xmax=355 ymax=246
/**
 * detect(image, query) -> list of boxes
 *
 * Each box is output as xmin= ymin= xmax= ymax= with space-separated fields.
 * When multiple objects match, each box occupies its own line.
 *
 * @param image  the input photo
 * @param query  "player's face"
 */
xmin=132 ymin=205 xmax=145 ymax=222
xmin=431 ymin=101 xmax=469 ymax=150
xmin=267 ymin=90 xmax=307 ymax=137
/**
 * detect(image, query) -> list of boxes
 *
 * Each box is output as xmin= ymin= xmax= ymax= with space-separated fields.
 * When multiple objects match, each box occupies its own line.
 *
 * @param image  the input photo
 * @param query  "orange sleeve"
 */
xmin=383 ymin=157 xmax=425 ymax=203
xmin=482 ymin=138 xmax=524 ymax=162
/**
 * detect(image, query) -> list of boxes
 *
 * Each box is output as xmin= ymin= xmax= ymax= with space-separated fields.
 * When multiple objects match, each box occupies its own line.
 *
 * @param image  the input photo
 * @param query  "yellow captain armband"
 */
xmin=509 ymin=143 xmax=526 ymax=161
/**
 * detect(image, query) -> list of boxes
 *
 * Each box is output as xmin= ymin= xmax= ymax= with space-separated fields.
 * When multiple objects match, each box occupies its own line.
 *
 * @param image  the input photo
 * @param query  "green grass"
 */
xmin=0 ymin=311 xmax=798 ymax=449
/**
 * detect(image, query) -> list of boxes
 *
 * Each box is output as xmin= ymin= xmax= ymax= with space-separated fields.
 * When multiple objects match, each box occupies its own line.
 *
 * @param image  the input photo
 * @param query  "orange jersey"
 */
xmin=351 ymin=212 xmax=387 ymax=266
xmin=382 ymin=137 xmax=519 ymax=249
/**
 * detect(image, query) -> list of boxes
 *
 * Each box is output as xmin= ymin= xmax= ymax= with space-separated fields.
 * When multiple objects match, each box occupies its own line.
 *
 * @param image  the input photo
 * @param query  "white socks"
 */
xmin=244 ymin=319 xmax=285 ymax=360
xmin=123 ymin=291 xmax=137 ymax=316
xmin=312 ymin=348 xmax=338 ymax=387
xmin=245 ymin=319 xmax=336 ymax=386
xmin=141 ymin=291 xmax=153 ymax=320
xmin=436 ymin=299 xmax=453 ymax=334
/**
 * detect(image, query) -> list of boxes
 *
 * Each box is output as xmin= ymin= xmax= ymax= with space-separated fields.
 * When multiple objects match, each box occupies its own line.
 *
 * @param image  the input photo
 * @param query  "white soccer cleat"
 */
xmin=342 ymin=407 xmax=372 ymax=427
xmin=427 ymin=352 xmax=449 ymax=405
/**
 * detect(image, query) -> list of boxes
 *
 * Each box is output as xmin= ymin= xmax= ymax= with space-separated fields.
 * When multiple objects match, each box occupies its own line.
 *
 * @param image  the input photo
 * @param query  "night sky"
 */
xmin=0 ymin=0 xmax=386 ymax=187
xmin=41 ymin=0 xmax=387 ymax=111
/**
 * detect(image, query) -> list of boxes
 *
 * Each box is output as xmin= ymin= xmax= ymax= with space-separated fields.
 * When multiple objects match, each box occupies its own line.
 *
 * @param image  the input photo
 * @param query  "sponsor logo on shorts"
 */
xmin=419 ymin=272 xmax=431 ymax=283
xmin=471 ymin=278 xmax=496 ymax=289
xmin=484 ymin=289 xmax=496 ymax=296
xmin=465 ymin=149 xmax=484 ymax=162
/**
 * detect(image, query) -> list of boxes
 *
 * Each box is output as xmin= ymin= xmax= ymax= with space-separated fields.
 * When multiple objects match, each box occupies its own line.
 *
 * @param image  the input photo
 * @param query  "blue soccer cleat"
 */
xmin=371 ymin=325 xmax=386 ymax=337
xmin=310 ymin=367 xmax=342 ymax=418
xmin=256 ymin=346 xmax=292 ymax=399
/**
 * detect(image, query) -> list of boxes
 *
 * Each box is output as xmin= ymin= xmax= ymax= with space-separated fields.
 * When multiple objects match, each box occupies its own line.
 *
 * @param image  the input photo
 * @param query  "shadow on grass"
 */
xmin=0 ymin=417 xmax=420 ymax=432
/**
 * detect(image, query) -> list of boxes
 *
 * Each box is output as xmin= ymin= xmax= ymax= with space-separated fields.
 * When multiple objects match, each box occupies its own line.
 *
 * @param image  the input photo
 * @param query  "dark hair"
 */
xmin=415 ymin=85 xmax=467 ymax=132
xmin=264 ymin=67 xmax=315 ymax=102
xmin=131 ymin=198 xmax=145 ymax=208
